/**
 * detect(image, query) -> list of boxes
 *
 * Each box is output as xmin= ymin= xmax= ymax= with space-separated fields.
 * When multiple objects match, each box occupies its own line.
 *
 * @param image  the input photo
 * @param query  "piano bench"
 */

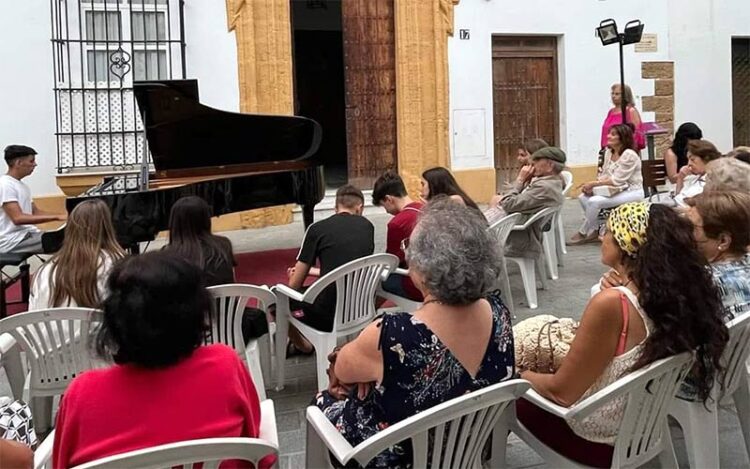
xmin=0 ymin=253 xmax=33 ymax=319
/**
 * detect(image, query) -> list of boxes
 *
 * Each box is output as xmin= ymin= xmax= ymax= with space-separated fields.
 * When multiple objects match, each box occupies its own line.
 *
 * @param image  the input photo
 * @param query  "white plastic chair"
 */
xmin=556 ymin=170 xmax=574 ymax=266
xmin=0 ymin=332 xmax=24 ymax=400
xmin=274 ymin=253 xmax=399 ymax=390
xmin=34 ymin=399 xmax=279 ymax=469
xmin=511 ymin=351 xmax=694 ymax=468
xmin=488 ymin=213 xmax=522 ymax=314
xmin=306 ymin=379 xmax=531 ymax=468
xmin=505 ymin=207 xmax=557 ymax=309
xmin=0 ymin=307 xmax=103 ymax=433
xmin=205 ymin=284 xmax=275 ymax=401
xmin=669 ymin=311 xmax=750 ymax=468
xmin=377 ymin=267 xmax=422 ymax=314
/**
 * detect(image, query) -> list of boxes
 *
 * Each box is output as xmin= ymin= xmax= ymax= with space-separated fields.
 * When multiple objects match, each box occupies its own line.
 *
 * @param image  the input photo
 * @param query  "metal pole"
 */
xmin=619 ymin=36 xmax=627 ymax=125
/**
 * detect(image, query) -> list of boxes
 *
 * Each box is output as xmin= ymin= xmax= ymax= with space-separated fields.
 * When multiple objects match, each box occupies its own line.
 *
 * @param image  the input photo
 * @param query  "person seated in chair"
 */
xmin=0 ymin=145 xmax=66 ymax=254
xmin=164 ymin=196 xmax=269 ymax=343
xmin=371 ymin=171 xmax=423 ymax=302
xmin=668 ymin=139 xmax=721 ymax=208
xmin=494 ymin=146 xmax=566 ymax=259
xmin=518 ymin=202 xmax=727 ymax=467
xmin=29 ymin=199 xmax=124 ymax=310
xmin=285 ymin=185 xmax=374 ymax=354
xmin=52 ymin=252 xmax=272 ymax=468
xmin=569 ymin=124 xmax=644 ymax=245
xmin=315 ymin=199 xmax=515 ymax=467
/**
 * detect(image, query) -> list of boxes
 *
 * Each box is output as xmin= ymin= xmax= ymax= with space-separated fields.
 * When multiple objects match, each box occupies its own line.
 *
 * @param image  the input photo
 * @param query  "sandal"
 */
xmin=567 ymin=232 xmax=599 ymax=246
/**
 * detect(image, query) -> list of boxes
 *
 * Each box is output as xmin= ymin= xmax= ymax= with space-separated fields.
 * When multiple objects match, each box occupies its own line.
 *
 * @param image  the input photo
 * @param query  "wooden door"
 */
xmin=341 ymin=0 xmax=397 ymax=188
xmin=492 ymin=37 xmax=558 ymax=189
xmin=732 ymin=38 xmax=750 ymax=147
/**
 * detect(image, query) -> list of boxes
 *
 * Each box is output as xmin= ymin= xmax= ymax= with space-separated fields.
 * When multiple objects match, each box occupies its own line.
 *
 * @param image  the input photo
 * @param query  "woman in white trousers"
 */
xmin=569 ymin=124 xmax=644 ymax=245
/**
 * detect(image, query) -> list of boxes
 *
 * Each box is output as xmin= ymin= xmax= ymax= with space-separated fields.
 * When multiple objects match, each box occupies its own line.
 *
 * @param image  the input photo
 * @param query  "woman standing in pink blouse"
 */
xmin=600 ymin=84 xmax=645 ymax=153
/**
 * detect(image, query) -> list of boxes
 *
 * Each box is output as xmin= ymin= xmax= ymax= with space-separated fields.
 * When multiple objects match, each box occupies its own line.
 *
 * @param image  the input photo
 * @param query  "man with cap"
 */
xmin=495 ymin=146 xmax=566 ymax=259
xmin=1 ymin=145 xmax=67 ymax=254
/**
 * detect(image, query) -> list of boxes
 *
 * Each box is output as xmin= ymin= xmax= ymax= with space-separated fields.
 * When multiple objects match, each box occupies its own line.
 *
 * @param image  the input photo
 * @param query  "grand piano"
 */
xmin=46 ymin=79 xmax=325 ymax=252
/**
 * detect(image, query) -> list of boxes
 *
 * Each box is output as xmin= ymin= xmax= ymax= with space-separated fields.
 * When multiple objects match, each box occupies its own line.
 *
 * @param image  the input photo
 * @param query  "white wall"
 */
xmin=0 ymin=0 xmax=59 ymax=197
xmin=0 ymin=0 xmax=240 ymax=197
xmin=668 ymin=0 xmax=750 ymax=151
xmin=448 ymin=0 xmax=750 ymax=171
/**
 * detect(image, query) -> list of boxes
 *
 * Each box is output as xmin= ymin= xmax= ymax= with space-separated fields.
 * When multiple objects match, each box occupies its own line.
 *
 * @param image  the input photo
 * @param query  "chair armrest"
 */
xmin=34 ymin=430 xmax=55 ymax=469
xmin=306 ymin=406 xmax=355 ymax=465
xmin=259 ymin=399 xmax=279 ymax=448
xmin=394 ymin=268 xmax=409 ymax=276
xmin=521 ymin=389 xmax=573 ymax=419
xmin=0 ymin=333 xmax=17 ymax=354
xmin=272 ymin=284 xmax=305 ymax=303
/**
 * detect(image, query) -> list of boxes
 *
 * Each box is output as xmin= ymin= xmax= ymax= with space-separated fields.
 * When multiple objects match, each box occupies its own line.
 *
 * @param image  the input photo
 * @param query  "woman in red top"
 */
xmin=52 ymin=252 xmax=270 ymax=468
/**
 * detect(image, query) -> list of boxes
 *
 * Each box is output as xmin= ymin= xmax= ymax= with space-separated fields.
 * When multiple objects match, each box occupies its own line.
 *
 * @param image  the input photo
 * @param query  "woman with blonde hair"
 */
xmin=29 ymin=199 xmax=124 ymax=309
xmin=600 ymin=83 xmax=644 ymax=152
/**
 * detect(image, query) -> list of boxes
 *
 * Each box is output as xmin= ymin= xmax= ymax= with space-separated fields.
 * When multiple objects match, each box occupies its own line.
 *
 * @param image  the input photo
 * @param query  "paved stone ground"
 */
xmin=1 ymin=199 xmax=747 ymax=467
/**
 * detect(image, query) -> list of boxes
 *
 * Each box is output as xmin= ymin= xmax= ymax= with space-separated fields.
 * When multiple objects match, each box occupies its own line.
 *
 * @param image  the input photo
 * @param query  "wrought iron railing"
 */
xmin=50 ymin=0 xmax=186 ymax=172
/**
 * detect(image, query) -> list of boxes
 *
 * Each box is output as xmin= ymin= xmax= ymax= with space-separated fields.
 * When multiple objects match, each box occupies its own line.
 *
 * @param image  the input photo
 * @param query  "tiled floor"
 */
xmin=1 ymin=199 xmax=748 ymax=468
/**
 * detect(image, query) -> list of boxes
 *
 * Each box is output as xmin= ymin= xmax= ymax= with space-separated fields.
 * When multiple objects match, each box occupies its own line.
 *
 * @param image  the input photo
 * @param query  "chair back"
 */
xmin=346 ymin=379 xmax=530 ymax=467
xmin=71 ymin=437 xmax=278 ymax=469
xmin=513 ymin=206 xmax=557 ymax=232
xmin=608 ymin=352 xmax=693 ymax=468
xmin=303 ymin=253 xmax=399 ymax=336
xmin=488 ymin=213 xmax=522 ymax=250
xmin=561 ymin=170 xmax=574 ymax=196
xmin=719 ymin=311 xmax=750 ymax=397
xmin=204 ymin=284 xmax=275 ymax=356
xmin=0 ymin=308 xmax=103 ymax=396
xmin=641 ymin=159 xmax=668 ymax=198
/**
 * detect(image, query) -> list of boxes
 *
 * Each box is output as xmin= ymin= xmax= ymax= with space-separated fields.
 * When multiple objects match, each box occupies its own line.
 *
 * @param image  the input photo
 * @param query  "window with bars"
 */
xmin=51 ymin=0 xmax=185 ymax=172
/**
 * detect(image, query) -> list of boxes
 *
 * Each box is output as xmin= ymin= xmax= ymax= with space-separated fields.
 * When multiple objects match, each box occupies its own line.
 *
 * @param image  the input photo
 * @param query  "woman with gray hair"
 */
xmin=313 ymin=197 xmax=515 ymax=467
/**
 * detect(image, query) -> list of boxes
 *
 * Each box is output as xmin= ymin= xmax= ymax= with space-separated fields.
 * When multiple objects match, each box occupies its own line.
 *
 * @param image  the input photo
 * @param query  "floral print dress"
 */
xmin=315 ymin=291 xmax=515 ymax=468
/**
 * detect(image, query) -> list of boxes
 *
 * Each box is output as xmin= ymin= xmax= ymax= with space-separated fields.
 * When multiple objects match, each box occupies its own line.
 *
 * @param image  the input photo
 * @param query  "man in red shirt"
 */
xmin=372 ymin=172 xmax=423 ymax=301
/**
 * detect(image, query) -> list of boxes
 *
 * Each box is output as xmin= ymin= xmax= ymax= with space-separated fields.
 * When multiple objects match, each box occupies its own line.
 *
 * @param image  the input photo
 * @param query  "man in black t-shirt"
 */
xmin=285 ymin=185 xmax=374 ymax=352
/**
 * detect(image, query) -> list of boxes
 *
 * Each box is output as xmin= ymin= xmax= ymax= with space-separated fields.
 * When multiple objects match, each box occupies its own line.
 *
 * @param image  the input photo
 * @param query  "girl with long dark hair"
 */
xmin=518 ymin=202 xmax=728 ymax=467
xmin=420 ymin=167 xmax=479 ymax=210
xmin=664 ymin=122 xmax=702 ymax=183
xmin=165 ymin=196 xmax=235 ymax=286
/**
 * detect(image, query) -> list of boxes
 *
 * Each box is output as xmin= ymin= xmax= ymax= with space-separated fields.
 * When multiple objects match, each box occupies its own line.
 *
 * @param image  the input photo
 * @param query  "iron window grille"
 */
xmin=50 ymin=0 xmax=186 ymax=173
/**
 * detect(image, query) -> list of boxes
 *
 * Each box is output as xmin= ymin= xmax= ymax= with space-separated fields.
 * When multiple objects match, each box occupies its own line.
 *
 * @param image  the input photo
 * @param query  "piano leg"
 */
xmin=302 ymin=204 xmax=315 ymax=229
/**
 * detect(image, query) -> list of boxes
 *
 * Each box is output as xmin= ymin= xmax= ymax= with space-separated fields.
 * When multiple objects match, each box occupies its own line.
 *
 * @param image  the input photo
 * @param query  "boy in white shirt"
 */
xmin=0 ymin=145 xmax=66 ymax=254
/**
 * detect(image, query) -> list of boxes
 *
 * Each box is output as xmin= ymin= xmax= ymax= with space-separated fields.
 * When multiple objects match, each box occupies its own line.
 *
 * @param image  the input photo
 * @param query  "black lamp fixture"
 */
xmin=596 ymin=19 xmax=644 ymax=124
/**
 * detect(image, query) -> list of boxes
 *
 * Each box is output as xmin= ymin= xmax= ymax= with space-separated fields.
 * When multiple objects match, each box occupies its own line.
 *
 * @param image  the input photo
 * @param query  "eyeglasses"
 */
xmin=400 ymin=238 xmax=410 ymax=252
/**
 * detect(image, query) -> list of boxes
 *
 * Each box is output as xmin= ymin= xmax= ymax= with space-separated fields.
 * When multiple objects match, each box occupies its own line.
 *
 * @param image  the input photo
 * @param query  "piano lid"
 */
xmin=133 ymin=80 xmax=322 ymax=172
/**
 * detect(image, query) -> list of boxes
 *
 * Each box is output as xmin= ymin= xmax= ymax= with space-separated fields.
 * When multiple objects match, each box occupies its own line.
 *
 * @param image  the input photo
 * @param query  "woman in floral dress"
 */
xmin=315 ymin=197 xmax=516 ymax=467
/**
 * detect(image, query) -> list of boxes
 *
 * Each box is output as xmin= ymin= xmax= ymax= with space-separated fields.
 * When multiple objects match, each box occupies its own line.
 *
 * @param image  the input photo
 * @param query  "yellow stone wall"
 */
xmin=225 ymin=0 xmax=295 ymax=228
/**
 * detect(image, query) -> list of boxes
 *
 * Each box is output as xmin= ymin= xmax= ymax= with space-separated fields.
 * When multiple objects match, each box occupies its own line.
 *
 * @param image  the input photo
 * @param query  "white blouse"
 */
xmin=29 ymin=253 xmax=117 ymax=310
xmin=600 ymin=148 xmax=643 ymax=191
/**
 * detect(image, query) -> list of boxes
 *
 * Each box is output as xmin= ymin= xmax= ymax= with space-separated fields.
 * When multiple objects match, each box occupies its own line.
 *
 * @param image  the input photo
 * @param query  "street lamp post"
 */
xmin=596 ymin=19 xmax=644 ymax=125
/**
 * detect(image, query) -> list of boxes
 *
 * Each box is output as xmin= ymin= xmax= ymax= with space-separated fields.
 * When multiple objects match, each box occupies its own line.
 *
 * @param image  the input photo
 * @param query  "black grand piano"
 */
xmin=45 ymin=79 xmax=325 ymax=252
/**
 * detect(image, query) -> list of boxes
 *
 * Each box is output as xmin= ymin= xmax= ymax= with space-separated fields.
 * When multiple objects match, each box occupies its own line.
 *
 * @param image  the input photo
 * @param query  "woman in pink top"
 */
xmin=53 ymin=252 xmax=272 ymax=468
xmin=600 ymin=84 xmax=645 ymax=153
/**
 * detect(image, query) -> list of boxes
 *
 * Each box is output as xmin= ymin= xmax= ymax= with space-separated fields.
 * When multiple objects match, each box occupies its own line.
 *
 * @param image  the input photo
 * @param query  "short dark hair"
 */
xmin=689 ymin=191 xmax=750 ymax=256
xmin=335 ymin=184 xmax=365 ymax=209
xmin=372 ymin=171 xmax=407 ymax=206
xmin=94 ymin=251 xmax=210 ymax=368
xmin=522 ymin=138 xmax=549 ymax=155
xmin=4 ymin=145 xmax=37 ymax=165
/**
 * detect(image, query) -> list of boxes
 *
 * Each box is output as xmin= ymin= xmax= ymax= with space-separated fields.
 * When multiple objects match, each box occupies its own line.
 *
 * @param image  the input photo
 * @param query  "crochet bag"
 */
xmin=513 ymin=315 xmax=579 ymax=373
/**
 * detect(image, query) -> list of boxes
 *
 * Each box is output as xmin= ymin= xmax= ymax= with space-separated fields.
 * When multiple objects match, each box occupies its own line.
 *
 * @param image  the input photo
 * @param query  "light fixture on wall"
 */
xmin=595 ymin=18 xmax=644 ymax=124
